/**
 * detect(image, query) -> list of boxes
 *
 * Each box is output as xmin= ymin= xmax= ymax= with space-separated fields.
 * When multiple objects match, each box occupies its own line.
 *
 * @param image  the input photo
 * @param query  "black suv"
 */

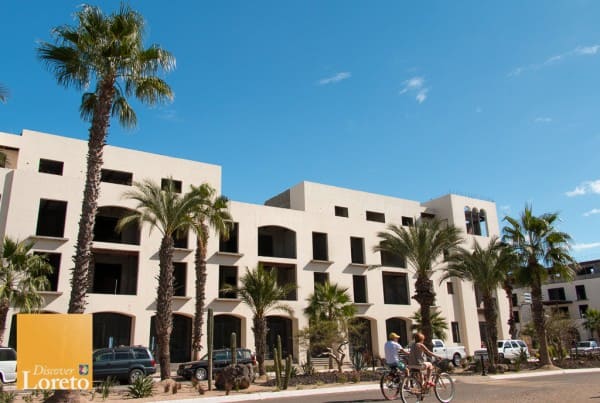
xmin=177 ymin=348 xmax=256 ymax=381
xmin=93 ymin=346 xmax=156 ymax=384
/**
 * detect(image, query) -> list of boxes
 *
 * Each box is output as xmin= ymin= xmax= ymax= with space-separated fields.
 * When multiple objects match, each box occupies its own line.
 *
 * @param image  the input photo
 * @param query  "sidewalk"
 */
xmin=158 ymin=367 xmax=600 ymax=403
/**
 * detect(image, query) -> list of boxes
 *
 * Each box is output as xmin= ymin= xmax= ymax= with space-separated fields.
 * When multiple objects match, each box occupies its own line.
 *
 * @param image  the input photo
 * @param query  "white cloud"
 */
xmin=318 ymin=72 xmax=351 ymax=85
xmin=509 ymin=44 xmax=600 ymax=77
xmin=400 ymin=76 xmax=429 ymax=104
xmin=573 ymin=242 xmax=600 ymax=251
xmin=583 ymin=208 xmax=600 ymax=217
xmin=566 ymin=180 xmax=600 ymax=197
xmin=534 ymin=117 xmax=552 ymax=123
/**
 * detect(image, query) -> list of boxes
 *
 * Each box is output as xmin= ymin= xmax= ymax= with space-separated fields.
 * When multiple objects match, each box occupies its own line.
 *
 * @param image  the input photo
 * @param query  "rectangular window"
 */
xmin=219 ymin=222 xmax=239 ymax=253
xmin=173 ymin=262 xmax=186 ymax=297
xmin=173 ymin=231 xmax=188 ymax=249
xmin=218 ymin=266 xmax=238 ymax=298
xmin=451 ymin=322 xmax=461 ymax=343
xmin=36 ymin=199 xmax=67 ymax=237
xmin=335 ymin=206 xmax=349 ymax=217
xmin=382 ymin=272 xmax=409 ymax=304
xmin=34 ymin=252 xmax=60 ymax=291
xmin=353 ymin=275 xmax=367 ymax=303
xmin=511 ymin=293 xmax=518 ymax=306
xmin=576 ymin=285 xmax=587 ymax=300
xmin=366 ymin=211 xmax=385 ymax=223
xmin=39 ymin=159 xmax=64 ymax=175
xmin=401 ymin=216 xmax=414 ymax=227
xmin=513 ymin=310 xmax=520 ymax=323
xmin=100 ymin=169 xmax=132 ymax=185
xmin=447 ymin=282 xmax=454 ymax=295
xmin=548 ymin=287 xmax=566 ymax=301
xmin=312 ymin=232 xmax=328 ymax=261
xmin=161 ymin=178 xmax=182 ymax=193
xmin=380 ymin=250 xmax=405 ymax=268
xmin=579 ymin=304 xmax=588 ymax=318
xmin=350 ymin=237 xmax=365 ymax=264
xmin=313 ymin=272 xmax=328 ymax=290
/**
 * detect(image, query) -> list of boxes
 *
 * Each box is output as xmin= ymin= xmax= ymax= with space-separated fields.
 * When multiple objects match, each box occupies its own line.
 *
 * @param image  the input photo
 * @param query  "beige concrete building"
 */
xmin=0 ymin=129 xmax=510 ymax=361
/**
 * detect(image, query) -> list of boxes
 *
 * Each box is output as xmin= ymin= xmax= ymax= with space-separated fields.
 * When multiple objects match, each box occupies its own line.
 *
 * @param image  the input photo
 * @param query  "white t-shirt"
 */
xmin=384 ymin=340 xmax=403 ymax=364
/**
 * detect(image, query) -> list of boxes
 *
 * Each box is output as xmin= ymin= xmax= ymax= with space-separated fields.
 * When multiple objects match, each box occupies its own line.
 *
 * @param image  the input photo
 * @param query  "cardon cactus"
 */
xmin=207 ymin=308 xmax=214 ymax=391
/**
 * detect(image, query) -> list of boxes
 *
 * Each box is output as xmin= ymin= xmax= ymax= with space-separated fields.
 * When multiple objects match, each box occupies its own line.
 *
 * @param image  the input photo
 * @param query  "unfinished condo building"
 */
xmin=0 ymin=129 xmax=510 ymax=361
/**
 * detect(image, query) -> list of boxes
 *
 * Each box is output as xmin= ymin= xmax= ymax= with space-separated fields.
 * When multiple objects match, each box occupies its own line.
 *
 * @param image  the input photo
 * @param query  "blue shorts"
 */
xmin=388 ymin=361 xmax=406 ymax=371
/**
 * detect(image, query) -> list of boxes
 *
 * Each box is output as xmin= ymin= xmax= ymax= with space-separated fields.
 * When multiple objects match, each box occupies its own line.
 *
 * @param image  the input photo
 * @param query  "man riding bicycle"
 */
xmin=384 ymin=332 xmax=409 ymax=375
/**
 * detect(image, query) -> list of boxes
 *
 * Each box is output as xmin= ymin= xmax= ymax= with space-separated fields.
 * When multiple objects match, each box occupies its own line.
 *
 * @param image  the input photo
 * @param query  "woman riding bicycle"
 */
xmin=407 ymin=332 xmax=443 ymax=388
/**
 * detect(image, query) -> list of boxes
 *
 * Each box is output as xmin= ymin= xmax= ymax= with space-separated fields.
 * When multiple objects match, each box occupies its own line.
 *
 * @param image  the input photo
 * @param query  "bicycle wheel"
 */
xmin=380 ymin=372 xmax=401 ymax=400
xmin=400 ymin=374 xmax=423 ymax=403
xmin=434 ymin=372 xmax=455 ymax=402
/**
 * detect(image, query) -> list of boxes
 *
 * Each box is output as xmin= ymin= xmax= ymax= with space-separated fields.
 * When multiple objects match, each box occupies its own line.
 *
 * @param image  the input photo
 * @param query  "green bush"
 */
xmin=128 ymin=375 xmax=154 ymax=399
xmin=96 ymin=376 xmax=117 ymax=400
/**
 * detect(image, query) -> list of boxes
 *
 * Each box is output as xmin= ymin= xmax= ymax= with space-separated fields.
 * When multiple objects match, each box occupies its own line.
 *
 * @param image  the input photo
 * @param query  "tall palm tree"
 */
xmin=374 ymin=219 xmax=462 ymax=349
xmin=441 ymin=236 xmax=513 ymax=368
xmin=0 ymin=237 xmax=53 ymax=344
xmin=503 ymin=205 xmax=578 ymax=367
xmin=37 ymin=4 xmax=174 ymax=315
xmin=118 ymin=179 xmax=199 ymax=380
xmin=189 ymin=183 xmax=232 ymax=360
xmin=224 ymin=264 xmax=295 ymax=376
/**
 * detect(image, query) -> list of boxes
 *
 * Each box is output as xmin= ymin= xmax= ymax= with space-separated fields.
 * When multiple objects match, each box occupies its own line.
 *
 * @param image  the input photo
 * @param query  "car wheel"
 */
xmin=128 ymin=368 xmax=144 ymax=384
xmin=452 ymin=353 xmax=461 ymax=367
xmin=194 ymin=367 xmax=208 ymax=381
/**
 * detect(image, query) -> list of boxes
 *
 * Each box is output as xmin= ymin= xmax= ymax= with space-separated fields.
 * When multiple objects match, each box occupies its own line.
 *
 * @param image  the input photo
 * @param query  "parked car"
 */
xmin=177 ymin=348 xmax=256 ymax=381
xmin=474 ymin=339 xmax=530 ymax=361
xmin=431 ymin=339 xmax=466 ymax=367
xmin=570 ymin=340 xmax=600 ymax=356
xmin=0 ymin=347 xmax=17 ymax=383
xmin=92 ymin=346 xmax=156 ymax=384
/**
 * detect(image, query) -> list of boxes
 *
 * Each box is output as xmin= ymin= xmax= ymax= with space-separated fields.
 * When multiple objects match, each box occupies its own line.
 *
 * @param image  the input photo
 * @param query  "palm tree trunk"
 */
xmin=414 ymin=275 xmax=436 ymax=350
xmin=192 ymin=222 xmax=208 ymax=360
xmin=156 ymin=235 xmax=175 ymax=379
xmin=531 ymin=275 xmax=551 ymax=366
xmin=503 ymin=281 xmax=518 ymax=339
xmin=69 ymin=78 xmax=115 ymax=314
xmin=482 ymin=294 xmax=499 ymax=369
xmin=254 ymin=315 xmax=267 ymax=376
xmin=0 ymin=299 xmax=9 ymax=345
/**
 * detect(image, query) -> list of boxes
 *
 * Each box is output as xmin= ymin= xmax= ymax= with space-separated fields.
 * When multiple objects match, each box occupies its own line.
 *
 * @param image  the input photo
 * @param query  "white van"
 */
xmin=0 ymin=347 xmax=17 ymax=383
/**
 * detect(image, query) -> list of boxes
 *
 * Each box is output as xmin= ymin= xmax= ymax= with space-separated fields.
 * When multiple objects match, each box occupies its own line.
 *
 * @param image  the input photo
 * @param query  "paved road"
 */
xmin=239 ymin=372 xmax=600 ymax=402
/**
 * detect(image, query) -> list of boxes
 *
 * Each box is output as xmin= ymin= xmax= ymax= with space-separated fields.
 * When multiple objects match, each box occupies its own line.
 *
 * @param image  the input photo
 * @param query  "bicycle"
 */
xmin=400 ymin=359 xmax=455 ymax=403
xmin=380 ymin=365 xmax=407 ymax=400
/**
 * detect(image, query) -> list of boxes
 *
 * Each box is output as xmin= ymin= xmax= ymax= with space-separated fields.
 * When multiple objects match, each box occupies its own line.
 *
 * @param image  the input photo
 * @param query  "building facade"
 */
xmin=513 ymin=259 xmax=600 ymax=341
xmin=0 ymin=129 xmax=510 ymax=361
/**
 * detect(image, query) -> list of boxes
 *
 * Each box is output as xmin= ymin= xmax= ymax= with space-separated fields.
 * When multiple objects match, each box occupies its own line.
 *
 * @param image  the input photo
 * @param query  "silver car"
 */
xmin=0 ymin=347 xmax=17 ymax=383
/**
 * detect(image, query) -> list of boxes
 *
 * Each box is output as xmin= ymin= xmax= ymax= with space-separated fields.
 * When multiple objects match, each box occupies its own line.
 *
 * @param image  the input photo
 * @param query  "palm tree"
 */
xmin=37 ymin=4 xmax=174 ymax=315
xmin=503 ymin=205 xmax=578 ymax=367
xmin=0 ymin=237 xmax=53 ymax=344
xmin=441 ymin=236 xmax=513 ymax=368
xmin=118 ymin=179 xmax=199 ymax=380
xmin=410 ymin=307 xmax=449 ymax=341
xmin=374 ymin=219 xmax=462 ymax=349
xmin=583 ymin=308 xmax=600 ymax=340
xmin=189 ymin=183 xmax=232 ymax=360
xmin=224 ymin=264 xmax=295 ymax=376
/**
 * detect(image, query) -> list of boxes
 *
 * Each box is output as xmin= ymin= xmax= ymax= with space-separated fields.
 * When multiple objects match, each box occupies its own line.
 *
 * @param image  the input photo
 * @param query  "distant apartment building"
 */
xmin=0 ymin=129 xmax=510 ymax=361
xmin=513 ymin=259 xmax=600 ymax=340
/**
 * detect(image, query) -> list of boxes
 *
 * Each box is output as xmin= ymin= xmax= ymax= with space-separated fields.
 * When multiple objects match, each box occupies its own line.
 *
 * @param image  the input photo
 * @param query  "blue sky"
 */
xmin=1 ymin=1 xmax=599 ymax=260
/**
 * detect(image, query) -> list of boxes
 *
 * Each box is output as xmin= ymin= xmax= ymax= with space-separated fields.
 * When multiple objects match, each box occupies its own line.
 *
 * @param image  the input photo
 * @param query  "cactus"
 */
xmin=207 ymin=308 xmax=214 ymax=391
xmin=273 ymin=347 xmax=281 ymax=388
xmin=231 ymin=332 xmax=237 ymax=365
xmin=283 ymin=354 xmax=292 ymax=390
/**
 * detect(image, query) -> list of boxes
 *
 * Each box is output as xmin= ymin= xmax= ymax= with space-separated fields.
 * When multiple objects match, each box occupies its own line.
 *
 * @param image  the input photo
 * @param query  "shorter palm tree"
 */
xmin=118 ymin=179 xmax=199 ymax=379
xmin=224 ymin=264 xmax=295 ymax=376
xmin=441 ymin=236 xmax=513 ymax=369
xmin=410 ymin=308 xmax=449 ymax=341
xmin=583 ymin=308 xmax=600 ymax=340
xmin=0 ymin=237 xmax=53 ymax=344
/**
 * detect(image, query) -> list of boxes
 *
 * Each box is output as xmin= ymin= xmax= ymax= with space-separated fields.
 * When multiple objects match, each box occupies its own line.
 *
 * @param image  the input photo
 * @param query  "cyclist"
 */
xmin=407 ymin=332 xmax=443 ymax=389
xmin=384 ymin=332 xmax=409 ymax=376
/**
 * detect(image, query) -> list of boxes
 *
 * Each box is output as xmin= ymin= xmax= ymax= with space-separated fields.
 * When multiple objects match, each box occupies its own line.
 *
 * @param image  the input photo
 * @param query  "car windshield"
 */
xmin=577 ymin=342 xmax=591 ymax=348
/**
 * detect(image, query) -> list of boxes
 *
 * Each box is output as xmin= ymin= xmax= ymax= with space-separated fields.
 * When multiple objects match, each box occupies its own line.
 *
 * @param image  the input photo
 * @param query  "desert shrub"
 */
xmin=96 ymin=376 xmax=117 ymax=400
xmin=128 ymin=375 xmax=154 ymax=398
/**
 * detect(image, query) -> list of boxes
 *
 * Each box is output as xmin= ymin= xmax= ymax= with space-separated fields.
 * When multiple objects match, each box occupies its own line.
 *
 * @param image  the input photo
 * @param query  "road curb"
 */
xmin=488 ymin=367 xmax=600 ymax=380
